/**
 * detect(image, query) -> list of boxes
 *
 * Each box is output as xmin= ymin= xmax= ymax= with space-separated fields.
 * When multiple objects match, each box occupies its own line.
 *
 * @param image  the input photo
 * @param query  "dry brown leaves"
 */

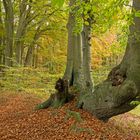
xmin=0 ymin=91 xmax=140 ymax=140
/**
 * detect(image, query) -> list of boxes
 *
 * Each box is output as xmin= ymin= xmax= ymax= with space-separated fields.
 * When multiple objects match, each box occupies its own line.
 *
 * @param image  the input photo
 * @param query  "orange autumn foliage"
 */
xmin=91 ymin=32 xmax=123 ymax=69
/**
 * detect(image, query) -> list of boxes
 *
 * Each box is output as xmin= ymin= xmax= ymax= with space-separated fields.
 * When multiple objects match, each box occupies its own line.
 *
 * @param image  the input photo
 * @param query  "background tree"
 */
xmin=0 ymin=0 xmax=66 ymax=67
xmin=3 ymin=0 xmax=14 ymax=66
xmin=15 ymin=0 xmax=33 ymax=64
xmin=0 ymin=1 xmax=4 ymax=66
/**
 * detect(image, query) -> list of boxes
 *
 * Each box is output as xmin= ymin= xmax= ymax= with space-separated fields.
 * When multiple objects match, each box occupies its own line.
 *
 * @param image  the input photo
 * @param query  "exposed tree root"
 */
xmin=36 ymin=65 xmax=140 ymax=122
xmin=78 ymin=77 xmax=139 ymax=121
xmin=35 ymin=78 xmax=74 ymax=110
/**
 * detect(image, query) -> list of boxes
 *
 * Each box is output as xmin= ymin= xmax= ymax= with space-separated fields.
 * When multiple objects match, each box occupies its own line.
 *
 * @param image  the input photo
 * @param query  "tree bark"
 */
xmin=24 ymin=26 xmax=41 ymax=67
xmin=36 ymin=78 xmax=74 ymax=110
xmin=36 ymin=0 xmax=94 ymax=110
xmin=32 ymin=45 xmax=38 ymax=68
xmin=24 ymin=45 xmax=33 ymax=66
xmin=73 ymin=33 xmax=85 ymax=89
xmin=15 ymin=0 xmax=31 ymax=65
xmin=82 ymin=0 xmax=94 ymax=93
xmin=36 ymin=0 xmax=140 ymax=121
xmin=63 ymin=0 xmax=86 ymax=90
xmin=0 ymin=1 xmax=4 ymax=66
xmin=82 ymin=27 xmax=93 ymax=92
xmin=77 ymin=0 xmax=140 ymax=121
xmin=3 ymin=0 xmax=14 ymax=67
xmin=63 ymin=0 xmax=75 ymax=84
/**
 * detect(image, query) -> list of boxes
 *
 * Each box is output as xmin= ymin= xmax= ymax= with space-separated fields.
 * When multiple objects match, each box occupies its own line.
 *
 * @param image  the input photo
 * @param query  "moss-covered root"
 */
xmin=35 ymin=78 xmax=73 ymax=110
xmin=80 ymin=80 xmax=138 ymax=120
xmin=35 ymin=97 xmax=52 ymax=110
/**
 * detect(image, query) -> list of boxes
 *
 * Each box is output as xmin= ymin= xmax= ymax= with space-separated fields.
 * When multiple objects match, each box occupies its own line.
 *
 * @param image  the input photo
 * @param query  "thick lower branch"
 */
xmin=79 ymin=79 xmax=138 ymax=120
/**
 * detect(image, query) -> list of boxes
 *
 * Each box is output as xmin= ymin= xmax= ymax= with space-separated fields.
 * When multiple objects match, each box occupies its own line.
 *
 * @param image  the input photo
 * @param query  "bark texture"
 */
xmin=37 ymin=0 xmax=92 ymax=110
xmin=63 ymin=0 xmax=76 ymax=84
xmin=0 ymin=1 xmax=4 ymax=65
xmin=63 ymin=0 xmax=93 ymax=91
xmin=24 ymin=26 xmax=42 ymax=67
xmin=3 ymin=0 xmax=14 ymax=67
xmin=37 ymin=0 xmax=140 ymax=121
xmin=36 ymin=78 xmax=74 ymax=110
xmin=77 ymin=0 xmax=140 ymax=120
xmin=15 ymin=0 xmax=32 ymax=65
xmin=82 ymin=0 xmax=94 ymax=92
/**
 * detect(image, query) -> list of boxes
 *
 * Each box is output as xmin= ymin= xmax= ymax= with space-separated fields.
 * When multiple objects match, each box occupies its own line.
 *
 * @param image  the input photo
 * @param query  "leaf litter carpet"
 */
xmin=0 ymin=92 xmax=140 ymax=140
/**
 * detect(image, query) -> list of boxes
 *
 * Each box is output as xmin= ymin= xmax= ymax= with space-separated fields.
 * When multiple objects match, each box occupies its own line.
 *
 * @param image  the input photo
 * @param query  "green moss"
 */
xmin=130 ymin=105 xmax=140 ymax=116
xmin=0 ymin=67 xmax=62 ymax=98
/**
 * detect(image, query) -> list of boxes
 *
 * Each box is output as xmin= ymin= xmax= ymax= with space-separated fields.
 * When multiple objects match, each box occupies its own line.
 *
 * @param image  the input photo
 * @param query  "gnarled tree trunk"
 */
xmin=78 ymin=0 xmax=140 ymax=121
xmin=36 ymin=0 xmax=140 ymax=121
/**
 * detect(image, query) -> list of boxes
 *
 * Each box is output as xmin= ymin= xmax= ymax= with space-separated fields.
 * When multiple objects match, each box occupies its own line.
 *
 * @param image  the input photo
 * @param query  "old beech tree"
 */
xmin=37 ymin=0 xmax=140 ymax=121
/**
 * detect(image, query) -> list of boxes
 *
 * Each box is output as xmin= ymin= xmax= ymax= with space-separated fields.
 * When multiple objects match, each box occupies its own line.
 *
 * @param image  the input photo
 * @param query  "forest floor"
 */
xmin=0 ymin=91 xmax=140 ymax=140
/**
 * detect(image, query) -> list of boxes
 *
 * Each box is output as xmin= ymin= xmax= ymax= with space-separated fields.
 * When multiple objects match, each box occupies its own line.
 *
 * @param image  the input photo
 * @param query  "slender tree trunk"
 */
xmin=0 ymin=1 xmax=4 ymax=66
xmin=0 ymin=41 xmax=3 ymax=65
xmin=63 ymin=0 xmax=75 ymax=84
xmin=24 ymin=36 xmax=38 ymax=67
xmin=24 ymin=45 xmax=33 ymax=66
xmin=82 ymin=10 xmax=94 ymax=93
xmin=15 ymin=0 xmax=31 ymax=65
xmin=3 ymin=0 xmax=14 ymax=67
xmin=32 ymin=46 xmax=35 ymax=67
xmin=20 ymin=44 xmax=25 ymax=65
xmin=33 ymin=45 xmax=38 ymax=68
xmin=24 ymin=25 xmax=43 ymax=67
xmin=2 ymin=38 xmax=6 ymax=65
xmin=15 ymin=30 xmax=25 ymax=65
